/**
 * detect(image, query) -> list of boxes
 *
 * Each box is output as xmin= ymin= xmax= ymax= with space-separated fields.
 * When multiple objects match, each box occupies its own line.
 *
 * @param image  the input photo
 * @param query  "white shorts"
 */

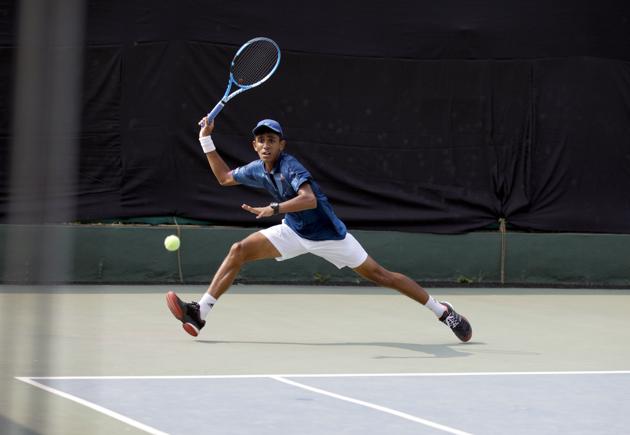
xmin=260 ymin=222 xmax=368 ymax=269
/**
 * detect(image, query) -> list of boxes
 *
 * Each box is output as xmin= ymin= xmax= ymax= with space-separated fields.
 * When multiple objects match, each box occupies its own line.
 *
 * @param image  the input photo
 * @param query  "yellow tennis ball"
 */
xmin=164 ymin=235 xmax=180 ymax=251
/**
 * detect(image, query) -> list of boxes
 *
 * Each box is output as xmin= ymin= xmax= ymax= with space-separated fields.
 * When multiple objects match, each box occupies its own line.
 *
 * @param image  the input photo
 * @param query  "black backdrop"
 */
xmin=1 ymin=0 xmax=630 ymax=233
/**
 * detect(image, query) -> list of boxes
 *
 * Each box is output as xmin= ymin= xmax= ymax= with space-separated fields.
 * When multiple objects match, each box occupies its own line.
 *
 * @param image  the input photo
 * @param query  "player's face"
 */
xmin=252 ymin=133 xmax=285 ymax=168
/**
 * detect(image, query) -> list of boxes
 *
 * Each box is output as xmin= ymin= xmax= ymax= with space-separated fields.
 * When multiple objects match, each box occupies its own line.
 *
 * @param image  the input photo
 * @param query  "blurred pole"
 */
xmin=2 ymin=0 xmax=84 ymax=432
xmin=5 ymin=0 xmax=84 ymax=272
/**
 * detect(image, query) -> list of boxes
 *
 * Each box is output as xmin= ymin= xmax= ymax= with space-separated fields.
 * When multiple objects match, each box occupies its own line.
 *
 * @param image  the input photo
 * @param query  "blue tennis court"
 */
xmin=17 ymin=371 xmax=630 ymax=435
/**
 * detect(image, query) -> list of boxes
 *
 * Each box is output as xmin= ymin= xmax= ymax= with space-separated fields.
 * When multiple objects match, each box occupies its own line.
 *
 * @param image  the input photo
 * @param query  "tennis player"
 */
xmin=166 ymin=118 xmax=472 ymax=342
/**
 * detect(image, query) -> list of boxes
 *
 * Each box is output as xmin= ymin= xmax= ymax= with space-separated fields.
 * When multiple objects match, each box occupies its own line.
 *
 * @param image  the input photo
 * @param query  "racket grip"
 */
xmin=206 ymin=101 xmax=225 ymax=122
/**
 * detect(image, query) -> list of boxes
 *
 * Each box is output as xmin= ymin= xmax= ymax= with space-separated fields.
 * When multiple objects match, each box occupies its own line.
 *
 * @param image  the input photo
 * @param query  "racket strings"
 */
xmin=235 ymin=43 xmax=276 ymax=79
xmin=232 ymin=41 xmax=279 ymax=87
xmin=234 ymin=46 xmax=277 ymax=85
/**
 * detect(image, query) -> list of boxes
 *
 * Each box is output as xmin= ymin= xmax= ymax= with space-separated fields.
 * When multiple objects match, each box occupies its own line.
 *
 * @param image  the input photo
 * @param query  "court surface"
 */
xmin=2 ymin=285 xmax=630 ymax=434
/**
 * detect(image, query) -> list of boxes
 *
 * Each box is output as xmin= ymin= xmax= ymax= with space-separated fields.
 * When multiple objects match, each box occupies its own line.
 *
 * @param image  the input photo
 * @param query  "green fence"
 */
xmin=1 ymin=224 xmax=629 ymax=286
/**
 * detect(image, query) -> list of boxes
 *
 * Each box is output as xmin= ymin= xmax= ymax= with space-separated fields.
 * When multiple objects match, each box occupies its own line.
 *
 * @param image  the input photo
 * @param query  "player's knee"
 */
xmin=227 ymin=241 xmax=246 ymax=264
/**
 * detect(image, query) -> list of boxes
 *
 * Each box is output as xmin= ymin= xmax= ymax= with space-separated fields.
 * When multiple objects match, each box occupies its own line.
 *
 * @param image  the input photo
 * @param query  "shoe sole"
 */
xmin=459 ymin=316 xmax=473 ymax=342
xmin=183 ymin=323 xmax=200 ymax=337
xmin=166 ymin=291 xmax=184 ymax=321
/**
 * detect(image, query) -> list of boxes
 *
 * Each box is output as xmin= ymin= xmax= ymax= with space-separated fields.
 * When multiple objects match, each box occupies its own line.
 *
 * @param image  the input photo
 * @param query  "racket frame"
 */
xmin=205 ymin=37 xmax=281 ymax=122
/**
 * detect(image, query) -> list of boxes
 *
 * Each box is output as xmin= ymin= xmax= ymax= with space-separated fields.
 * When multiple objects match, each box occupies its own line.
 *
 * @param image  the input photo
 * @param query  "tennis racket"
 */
xmin=200 ymin=37 xmax=281 ymax=125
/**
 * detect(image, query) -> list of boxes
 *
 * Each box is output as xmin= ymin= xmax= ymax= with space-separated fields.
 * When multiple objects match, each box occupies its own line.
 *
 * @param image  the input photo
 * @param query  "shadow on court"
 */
xmin=197 ymin=339 xmax=491 ymax=359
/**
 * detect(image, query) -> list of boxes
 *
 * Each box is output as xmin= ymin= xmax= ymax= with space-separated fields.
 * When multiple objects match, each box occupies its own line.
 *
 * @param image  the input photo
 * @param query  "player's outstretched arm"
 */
xmin=198 ymin=117 xmax=238 ymax=186
xmin=241 ymin=183 xmax=317 ymax=219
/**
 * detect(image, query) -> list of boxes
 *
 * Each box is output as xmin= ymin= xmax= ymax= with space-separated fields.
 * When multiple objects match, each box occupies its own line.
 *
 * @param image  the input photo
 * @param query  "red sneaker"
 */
xmin=166 ymin=291 xmax=206 ymax=337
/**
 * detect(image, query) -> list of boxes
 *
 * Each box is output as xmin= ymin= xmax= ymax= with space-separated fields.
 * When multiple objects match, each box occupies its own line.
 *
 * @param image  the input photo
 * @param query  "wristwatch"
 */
xmin=270 ymin=202 xmax=280 ymax=215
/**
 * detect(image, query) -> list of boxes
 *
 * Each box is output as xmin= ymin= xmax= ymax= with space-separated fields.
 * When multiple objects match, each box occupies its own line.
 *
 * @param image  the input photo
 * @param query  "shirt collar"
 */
xmin=264 ymin=152 xmax=286 ymax=175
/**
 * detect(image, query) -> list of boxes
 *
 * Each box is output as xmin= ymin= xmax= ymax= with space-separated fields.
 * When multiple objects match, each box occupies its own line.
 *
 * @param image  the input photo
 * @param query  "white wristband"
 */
xmin=199 ymin=135 xmax=216 ymax=153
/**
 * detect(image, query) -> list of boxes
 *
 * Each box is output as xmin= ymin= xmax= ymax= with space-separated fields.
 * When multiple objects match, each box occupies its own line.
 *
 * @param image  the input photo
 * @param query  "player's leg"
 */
xmin=166 ymin=231 xmax=280 ymax=337
xmin=305 ymin=233 xmax=449 ymax=318
xmin=207 ymin=231 xmax=280 ymax=299
xmin=353 ymin=256 xmax=472 ymax=342
xmin=353 ymin=255 xmax=431 ymax=304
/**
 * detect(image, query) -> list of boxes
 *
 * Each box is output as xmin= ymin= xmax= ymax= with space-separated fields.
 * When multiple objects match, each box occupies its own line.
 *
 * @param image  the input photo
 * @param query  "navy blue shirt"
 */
xmin=232 ymin=152 xmax=347 ymax=241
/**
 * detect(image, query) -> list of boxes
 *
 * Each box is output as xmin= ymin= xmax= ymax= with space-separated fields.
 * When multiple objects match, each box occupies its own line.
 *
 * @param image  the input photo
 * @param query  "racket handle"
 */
xmin=207 ymin=101 xmax=225 ymax=122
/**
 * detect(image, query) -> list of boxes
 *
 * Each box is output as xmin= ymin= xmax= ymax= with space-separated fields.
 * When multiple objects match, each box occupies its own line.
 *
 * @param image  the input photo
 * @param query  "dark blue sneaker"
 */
xmin=166 ymin=291 xmax=206 ymax=337
xmin=439 ymin=301 xmax=472 ymax=342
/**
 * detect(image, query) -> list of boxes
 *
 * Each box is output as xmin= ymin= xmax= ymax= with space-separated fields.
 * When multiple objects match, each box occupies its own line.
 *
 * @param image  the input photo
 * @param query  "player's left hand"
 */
xmin=199 ymin=117 xmax=215 ymax=137
xmin=241 ymin=204 xmax=273 ymax=219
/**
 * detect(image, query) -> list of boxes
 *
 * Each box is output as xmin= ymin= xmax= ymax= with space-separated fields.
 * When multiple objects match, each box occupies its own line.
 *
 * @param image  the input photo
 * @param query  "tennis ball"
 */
xmin=164 ymin=235 xmax=180 ymax=252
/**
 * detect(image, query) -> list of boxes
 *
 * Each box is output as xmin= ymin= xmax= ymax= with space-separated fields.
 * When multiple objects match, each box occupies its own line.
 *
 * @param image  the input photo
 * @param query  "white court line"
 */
xmin=15 ymin=371 xmax=630 ymax=435
xmin=15 ymin=377 xmax=168 ymax=435
xmin=21 ymin=370 xmax=630 ymax=380
xmin=271 ymin=375 xmax=472 ymax=435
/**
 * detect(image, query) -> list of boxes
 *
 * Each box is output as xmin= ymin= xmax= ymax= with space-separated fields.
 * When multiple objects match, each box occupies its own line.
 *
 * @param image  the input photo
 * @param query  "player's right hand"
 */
xmin=198 ymin=117 xmax=215 ymax=137
xmin=241 ymin=203 xmax=273 ymax=219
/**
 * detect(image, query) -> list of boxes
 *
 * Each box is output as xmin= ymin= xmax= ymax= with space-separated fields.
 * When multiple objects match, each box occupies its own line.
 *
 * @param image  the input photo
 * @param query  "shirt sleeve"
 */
xmin=286 ymin=157 xmax=312 ymax=192
xmin=231 ymin=161 xmax=265 ymax=189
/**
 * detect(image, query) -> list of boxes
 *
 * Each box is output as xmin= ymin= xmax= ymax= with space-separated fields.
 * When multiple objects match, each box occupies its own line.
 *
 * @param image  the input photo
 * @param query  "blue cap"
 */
xmin=252 ymin=119 xmax=283 ymax=137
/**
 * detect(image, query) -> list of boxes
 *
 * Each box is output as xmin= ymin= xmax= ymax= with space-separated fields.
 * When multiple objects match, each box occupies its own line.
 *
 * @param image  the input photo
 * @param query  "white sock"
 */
xmin=424 ymin=295 xmax=447 ymax=318
xmin=198 ymin=292 xmax=217 ymax=319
